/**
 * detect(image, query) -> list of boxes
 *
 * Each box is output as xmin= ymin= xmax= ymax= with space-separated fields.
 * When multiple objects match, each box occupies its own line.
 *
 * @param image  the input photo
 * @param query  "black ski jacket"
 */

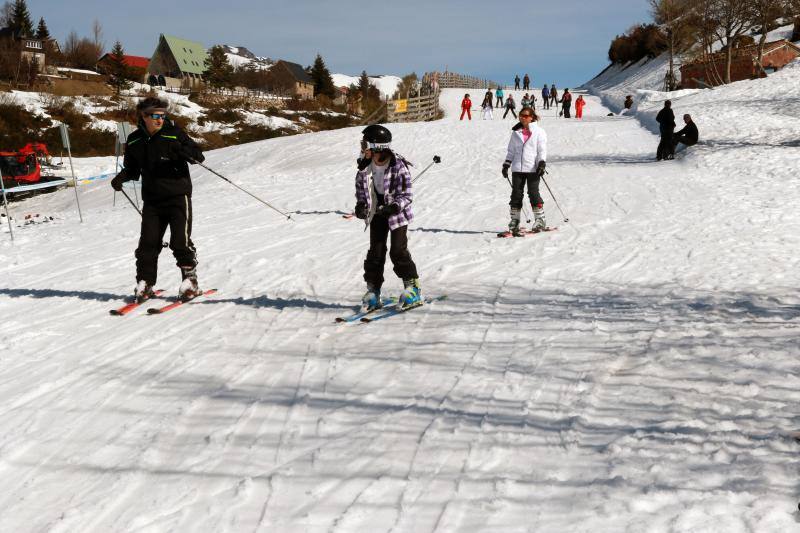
xmin=119 ymin=121 xmax=204 ymax=203
xmin=675 ymin=122 xmax=699 ymax=145
xmin=656 ymin=107 xmax=676 ymax=133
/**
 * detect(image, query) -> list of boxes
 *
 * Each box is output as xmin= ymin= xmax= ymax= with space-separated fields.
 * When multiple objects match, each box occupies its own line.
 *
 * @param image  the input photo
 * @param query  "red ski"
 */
xmin=147 ymin=289 xmax=218 ymax=315
xmin=497 ymin=227 xmax=558 ymax=238
xmin=109 ymin=290 xmax=165 ymax=316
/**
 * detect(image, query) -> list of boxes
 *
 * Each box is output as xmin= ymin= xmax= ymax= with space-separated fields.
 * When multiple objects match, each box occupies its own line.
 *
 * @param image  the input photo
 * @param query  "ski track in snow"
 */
xmin=1 ymin=83 xmax=800 ymax=532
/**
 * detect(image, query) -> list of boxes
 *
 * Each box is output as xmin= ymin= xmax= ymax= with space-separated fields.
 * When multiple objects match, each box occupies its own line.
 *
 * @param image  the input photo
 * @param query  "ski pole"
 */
xmin=504 ymin=175 xmax=531 ymax=223
xmin=120 ymin=189 xmax=168 ymax=247
xmin=542 ymin=171 xmax=569 ymax=223
xmin=195 ymin=161 xmax=293 ymax=221
xmin=411 ymin=155 xmax=442 ymax=184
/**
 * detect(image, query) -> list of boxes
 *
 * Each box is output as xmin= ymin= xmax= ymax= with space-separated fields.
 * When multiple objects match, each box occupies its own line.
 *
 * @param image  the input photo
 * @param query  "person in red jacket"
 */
xmin=460 ymin=93 xmax=472 ymax=121
xmin=575 ymin=95 xmax=586 ymax=119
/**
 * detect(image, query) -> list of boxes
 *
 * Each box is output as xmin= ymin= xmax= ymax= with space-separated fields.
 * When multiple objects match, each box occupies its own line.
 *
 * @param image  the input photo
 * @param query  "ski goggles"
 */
xmin=148 ymin=113 xmax=168 ymax=120
xmin=364 ymin=142 xmax=391 ymax=152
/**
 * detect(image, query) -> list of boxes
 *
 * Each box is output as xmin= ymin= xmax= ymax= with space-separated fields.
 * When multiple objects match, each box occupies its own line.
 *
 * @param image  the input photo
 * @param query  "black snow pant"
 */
xmin=515 ymin=81 xmax=520 ymax=90
xmin=503 ymin=108 xmax=517 ymax=119
xmin=562 ymin=103 xmax=571 ymax=118
xmin=543 ymin=98 xmax=550 ymax=110
xmin=495 ymin=96 xmax=503 ymax=107
xmin=550 ymin=95 xmax=558 ymax=107
xmin=657 ymin=130 xmax=674 ymax=160
xmin=363 ymin=214 xmax=418 ymax=289
xmin=135 ymin=195 xmax=197 ymax=285
xmin=509 ymin=172 xmax=543 ymax=209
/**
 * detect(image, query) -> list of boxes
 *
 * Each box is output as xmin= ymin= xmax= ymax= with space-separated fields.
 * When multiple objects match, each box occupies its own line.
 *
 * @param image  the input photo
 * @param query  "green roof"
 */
xmin=161 ymin=34 xmax=207 ymax=75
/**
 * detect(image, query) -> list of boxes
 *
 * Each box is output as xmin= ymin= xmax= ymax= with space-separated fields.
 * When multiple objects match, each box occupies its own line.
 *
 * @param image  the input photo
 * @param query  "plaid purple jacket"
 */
xmin=355 ymin=153 xmax=414 ymax=230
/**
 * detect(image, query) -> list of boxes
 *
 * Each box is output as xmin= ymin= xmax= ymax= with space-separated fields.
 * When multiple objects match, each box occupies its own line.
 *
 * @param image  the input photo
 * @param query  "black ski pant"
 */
xmin=503 ymin=108 xmax=517 ymax=119
xmin=657 ymin=130 xmax=674 ymax=160
xmin=550 ymin=95 xmax=558 ymax=107
xmin=363 ymin=214 xmax=418 ymax=289
xmin=543 ymin=98 xmax=550 ymax=110
xmin=672 ymin=134 xmax=696 ymax=151
xmin=562 ymin=103 xmax=571 ymax=118
xmin=495 ymin=96 xmax=503 ymax=107
xmin=135 ymin=195 xmax=197 ymax=285
xmin=509 ymin=172 xmax=543 ymax=209
xmin=515 ymin=81 xmax=520 ymax=90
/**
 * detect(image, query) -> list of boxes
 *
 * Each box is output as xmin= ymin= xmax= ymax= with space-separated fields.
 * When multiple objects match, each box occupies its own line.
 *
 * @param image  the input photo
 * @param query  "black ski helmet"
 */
xmin=362 ymin=124 xmax=392 ymax=151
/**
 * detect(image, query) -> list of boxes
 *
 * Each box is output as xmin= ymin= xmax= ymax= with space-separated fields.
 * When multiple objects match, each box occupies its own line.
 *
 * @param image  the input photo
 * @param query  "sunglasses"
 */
xmin=148 ymin=113 xmax=167 ymax=120
xmin=520 ymin=114 xmax=533 ymax=119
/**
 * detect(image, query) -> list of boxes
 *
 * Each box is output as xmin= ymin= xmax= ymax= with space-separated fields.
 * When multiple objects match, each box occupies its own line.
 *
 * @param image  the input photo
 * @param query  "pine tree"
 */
xmin=203 ymin=45 xmax=234 ymax=90
xmin=108 ymin=40 xmax=133 ymax=95
xmin=9 ymin=0 xmax=33 ymax=36
xmin=35 ymin=16 xmax=49 ymax=40
xmin=309 ymin=53 xmax=336 ymax=99
xmin=358 ymin=70 xmax=370 ymax=101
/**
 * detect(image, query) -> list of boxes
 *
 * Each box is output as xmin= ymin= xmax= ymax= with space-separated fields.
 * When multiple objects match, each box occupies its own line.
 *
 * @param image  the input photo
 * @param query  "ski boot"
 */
xmin=398 ymin=278 xmax=422 ymax=309
xmin=532 ymin=205 xmax=547 ymax=231
xmin=508 ymin=207 xmax=522 ymax=236
xmin=178 ymin=266 xmax=202 ymax=302
xmin=360 ymin=283 xmax=382 ymax=313
xmin=134 ymin=280 xmax=155 ymax=304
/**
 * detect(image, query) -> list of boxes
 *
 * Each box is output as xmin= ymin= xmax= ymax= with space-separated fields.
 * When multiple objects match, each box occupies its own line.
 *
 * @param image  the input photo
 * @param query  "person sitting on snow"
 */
xmin=672 ymin=114 xmax=699 ymax=153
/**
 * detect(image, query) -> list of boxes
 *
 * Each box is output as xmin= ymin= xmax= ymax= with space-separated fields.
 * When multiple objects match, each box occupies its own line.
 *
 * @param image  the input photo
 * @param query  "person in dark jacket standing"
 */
xmin=549 ymin=84 xmax=558 ymax=108
xmin=503 ymin=94 xmax=517 ymax=119
xmin=514 ymin=74 xmax=521 ymax=90
xmin=111 ymin=97 xmax=205 ymax=302
xmin=655 ymin=100 xmax=676 ymax=161
xmin=523 ymin=73 xmax=530 ymax=91
xmin=672 ymin=114 xmax=699 ymax=153
xmin=560 ymin=88 xmax=572 ymax=118
xmin=541 ymin=85 xmax=550 ymax=110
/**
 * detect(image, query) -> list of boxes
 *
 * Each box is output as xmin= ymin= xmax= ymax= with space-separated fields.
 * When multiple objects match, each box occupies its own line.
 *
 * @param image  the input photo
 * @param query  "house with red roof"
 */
xmin=96 ymin=53 xmax=150 ymax=82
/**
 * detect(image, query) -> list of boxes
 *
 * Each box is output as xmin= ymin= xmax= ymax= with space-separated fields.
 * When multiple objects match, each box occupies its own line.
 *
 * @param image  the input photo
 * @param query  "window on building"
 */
xmin=26 ymin=40 xmax=42 ymax=49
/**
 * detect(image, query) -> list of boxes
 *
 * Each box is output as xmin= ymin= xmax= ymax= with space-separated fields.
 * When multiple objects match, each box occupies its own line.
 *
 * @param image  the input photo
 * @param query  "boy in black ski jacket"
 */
xmin=655 ymin=100 xmax=676 ymax=160
xmin=111 ymin=97 xmax=205 ymax=302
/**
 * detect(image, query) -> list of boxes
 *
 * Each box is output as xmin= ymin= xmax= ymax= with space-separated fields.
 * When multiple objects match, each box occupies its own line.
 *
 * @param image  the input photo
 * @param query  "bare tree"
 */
xmin=650 ymin=0 xmax=696 ymax=90
xmin=708 ymin=0 xmax=757 ymax=83
xmin=751 ymin=0 xmax=785 ymax=75
xmin=0 ymin=1 xmax=12 ymax=27
xmin=92 ymin=19 xmax=105 ymax=57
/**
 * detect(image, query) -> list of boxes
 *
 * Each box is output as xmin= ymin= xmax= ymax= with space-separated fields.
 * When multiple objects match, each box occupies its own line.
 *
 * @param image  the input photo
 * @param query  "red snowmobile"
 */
xmin=1 ymin=144 xmax=61 ymax=191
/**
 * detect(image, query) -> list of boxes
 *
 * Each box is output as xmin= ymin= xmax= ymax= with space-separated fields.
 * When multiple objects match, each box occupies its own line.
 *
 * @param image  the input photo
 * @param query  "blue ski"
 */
xmin=335 ymin=297 xmax=398 ymax=323
xmin=360 ymin=295 xmax=448 ymax=323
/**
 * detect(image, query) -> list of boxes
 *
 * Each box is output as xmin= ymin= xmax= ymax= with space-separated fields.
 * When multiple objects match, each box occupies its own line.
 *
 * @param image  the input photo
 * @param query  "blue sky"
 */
xmin=27 ymin=0 xmax=651 ymax=87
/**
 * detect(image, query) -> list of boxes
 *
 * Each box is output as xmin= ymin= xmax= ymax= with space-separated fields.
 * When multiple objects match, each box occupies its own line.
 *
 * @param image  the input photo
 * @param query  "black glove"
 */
xmin=111 ymin=170 xmax=127 ymax=191
xmin=502 ymin=162 xmax=510 ymax=179
xmin=354 ymin=202 xmax=367 ymax=219
xmin=375 ymin=203 xmax=401 ymax=217
xmin=357 ymin=157 xmax=371 ymax=171
xmin=536 ymin=160 xmax=546 ymax=178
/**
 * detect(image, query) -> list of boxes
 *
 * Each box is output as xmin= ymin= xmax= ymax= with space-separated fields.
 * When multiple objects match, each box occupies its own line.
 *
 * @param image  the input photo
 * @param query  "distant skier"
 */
xmin=481 ymin=93 xmax=494 ymax=120
xmin=541 ymin=85 xmax=550 ymax=110
xmin=495 ymin=86 xmax=504 ymax=108
xmin=503 ymin=94 xmax=517 ymax=119
xmin=549 ymin=84 xmax=558 ymax=108
xmin=354 ymin=125 xmax=421 ymax=311
xmin=514 ymin=74 xmax=521 ymax=90
xmin=655 ymin=100 xmax=676 ymax=160
xmin=501 ymin=108 xmax=548 ymax=235
xmin=624 ymin=95 xmax=634 ymax=110
xmin=672 ymin=113 xmax=698 ymax=153
xmin=575 ymin=95 xmax=586 ymax=119
xmin=460 ymin=93 xmax=472 ymax=120
xmin=110 ymin=97 xmax=205 ymax=302
xmin=560 ymin=88 xmax=572 ymax=118
xmin=521 ymin=93 xmax=531 ymax=109
xmin=523 ymin=73 xmax=530 ymax=91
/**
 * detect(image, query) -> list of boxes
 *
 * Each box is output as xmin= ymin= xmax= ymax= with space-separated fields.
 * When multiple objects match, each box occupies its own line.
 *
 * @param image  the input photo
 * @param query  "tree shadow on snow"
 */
xmin=0 ymin=287 xmax=125 ymax=303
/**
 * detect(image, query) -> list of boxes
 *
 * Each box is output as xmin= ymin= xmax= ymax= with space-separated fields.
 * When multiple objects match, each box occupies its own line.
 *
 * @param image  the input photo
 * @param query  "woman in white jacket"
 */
xmin=501 ymin=108 xmax=547 ymax=235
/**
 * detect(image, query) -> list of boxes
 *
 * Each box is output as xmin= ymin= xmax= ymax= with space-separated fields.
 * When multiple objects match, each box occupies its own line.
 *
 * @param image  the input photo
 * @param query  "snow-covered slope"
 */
xmin=1 ymin=81 xmax=799 ymax=531
xmin=332 ymin=73 xmax=402 ymax=98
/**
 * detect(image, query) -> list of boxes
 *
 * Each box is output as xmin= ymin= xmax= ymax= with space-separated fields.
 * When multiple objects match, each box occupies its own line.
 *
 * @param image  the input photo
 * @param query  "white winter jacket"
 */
xmin=504 ymin=123 xmax=547 ymax=172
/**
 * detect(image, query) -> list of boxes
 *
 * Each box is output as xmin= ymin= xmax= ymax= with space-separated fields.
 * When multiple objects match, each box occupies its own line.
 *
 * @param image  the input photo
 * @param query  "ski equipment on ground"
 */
xmin=335 ymin=297 xmax=398 ymax=323
xmin=497 ymin=227 xmax=558 ymax=238
xmin=360 ymin=295 xmax=447 ymax=323
xmin=109 ymin=289 xmax=165 ymax=316
xmin=147 ymin=289 xmax=218 ymax=314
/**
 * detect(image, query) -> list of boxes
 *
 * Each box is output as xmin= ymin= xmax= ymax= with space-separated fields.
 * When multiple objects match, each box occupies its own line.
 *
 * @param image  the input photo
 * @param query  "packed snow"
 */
xmin=1 ymin=71 xmax=799 ymax=532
